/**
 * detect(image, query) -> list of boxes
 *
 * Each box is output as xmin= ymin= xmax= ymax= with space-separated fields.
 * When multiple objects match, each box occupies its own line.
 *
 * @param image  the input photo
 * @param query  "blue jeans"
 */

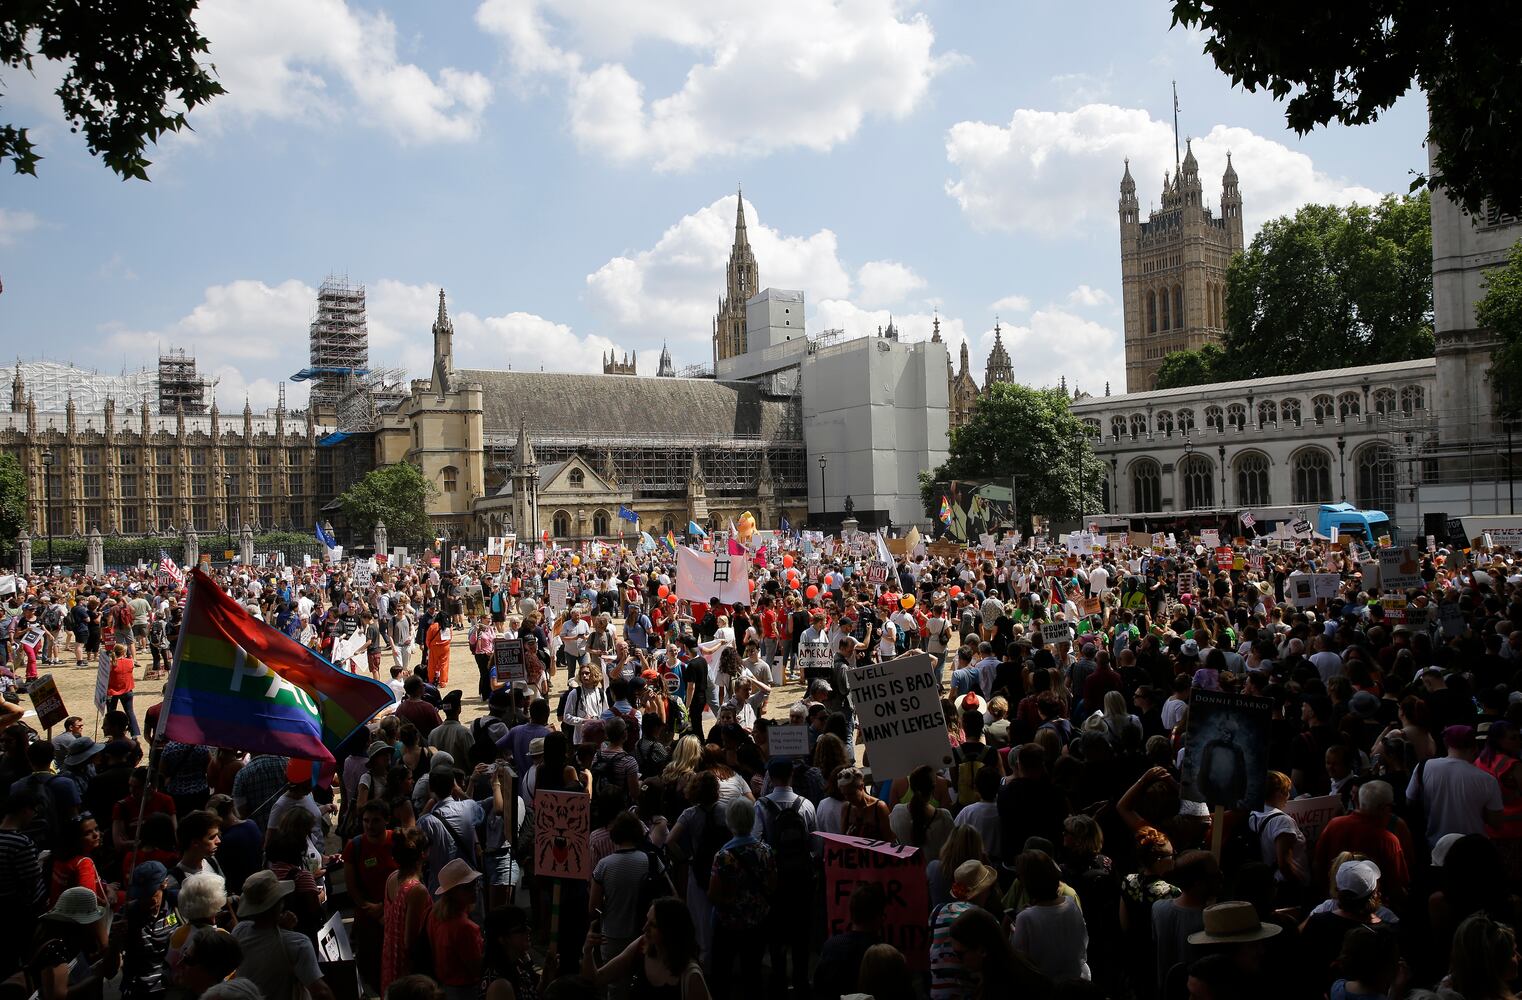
xmin=108 ymin=692 xmax=141 ymax=737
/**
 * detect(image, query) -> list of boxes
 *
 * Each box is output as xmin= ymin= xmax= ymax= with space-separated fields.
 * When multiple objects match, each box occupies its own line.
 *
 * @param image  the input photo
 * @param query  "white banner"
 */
xmin=674 ymin=545 xmax=750 ymax=606
xmin=94 ymin=649 xmax=111 ymax=713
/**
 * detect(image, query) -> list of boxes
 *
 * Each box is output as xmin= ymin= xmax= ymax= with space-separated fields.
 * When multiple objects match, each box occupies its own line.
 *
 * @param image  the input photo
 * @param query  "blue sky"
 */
xmin=0 ymin=0 xmax=1428 ymax=410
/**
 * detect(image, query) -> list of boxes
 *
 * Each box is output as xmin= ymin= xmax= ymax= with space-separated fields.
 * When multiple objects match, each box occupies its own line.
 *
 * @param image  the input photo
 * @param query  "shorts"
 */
xmin=133 ymin=624 xmax=148 ymax=640
xmin=485 ymin=848 xmax=521 ymax=888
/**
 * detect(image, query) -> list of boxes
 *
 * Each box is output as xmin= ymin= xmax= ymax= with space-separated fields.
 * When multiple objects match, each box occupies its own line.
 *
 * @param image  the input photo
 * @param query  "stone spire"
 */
xmin=984 ymin=321 xmax=1013 ymax=386
xmin=958 ymin=339 xmax=970 ymax=377
xmin=657 ymin=341 xmax=675 ymax=377
xmin=713 ymin=187 xmax=760 ymax=368
xmin=10 ymin=363 xmax=22 ymax=413
xmin=931 ymin=312 xmax=942 ymax=343
xmin=431 ymin=288 xmax=454 ymax=396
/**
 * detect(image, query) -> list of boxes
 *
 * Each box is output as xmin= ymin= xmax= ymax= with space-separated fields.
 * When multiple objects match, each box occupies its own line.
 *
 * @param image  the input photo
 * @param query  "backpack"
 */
xmin=761 ymin=797 xmax=812 ymax=880
xmin=635 ymin=847 xmax=676 ymax=915
xmin=690 ymin=804 xmax=726 ymax=885
xmin=591 ymin=751 xmax=635 ymax=809
xmin=21 ymin=775 xmax=67 ymax=851
xmin=951 ymin=744 xmax=987 ymax=810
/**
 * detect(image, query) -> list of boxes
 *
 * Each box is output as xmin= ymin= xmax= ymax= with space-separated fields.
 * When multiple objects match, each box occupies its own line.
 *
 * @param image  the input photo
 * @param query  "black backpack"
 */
xmin=635 ymin=847 xmax=676 ymax=914
xmin=761 ymin=797 xmax=813 ymax=880
xmin=690 ymin=803 xmax=726 ymax=885
xmin=591 ymin=751 xmax=635 ymax=809
xmin=21 ymin=775 xmax=66 ymax=851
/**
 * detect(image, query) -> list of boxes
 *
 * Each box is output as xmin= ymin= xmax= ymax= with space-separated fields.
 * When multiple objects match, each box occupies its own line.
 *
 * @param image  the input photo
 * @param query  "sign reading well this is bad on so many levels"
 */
xmin=845 ymin=652 xmax=951 ymax=783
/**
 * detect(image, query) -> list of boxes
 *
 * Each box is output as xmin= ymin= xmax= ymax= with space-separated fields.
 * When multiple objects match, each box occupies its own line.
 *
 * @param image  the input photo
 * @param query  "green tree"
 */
xmin=2 ymin=0 xmax=225 ymax=179
xmin=1171 ymin=1 xmax=1522 ymax=217
xmin=1222 ymin=194 xmax=1433 ymax=380
xmin=1154 ymin=344 xmax=1226 ymax=390
xmin=928 ymin=383 xmax=1107 ymax=525
xmin=1478 ymin=241 xmax=1522 ymax=419
xmin=0 ymin=452 xmax=24 ymax=555
xmin=337 ymin=463 xmax=437 ymax=547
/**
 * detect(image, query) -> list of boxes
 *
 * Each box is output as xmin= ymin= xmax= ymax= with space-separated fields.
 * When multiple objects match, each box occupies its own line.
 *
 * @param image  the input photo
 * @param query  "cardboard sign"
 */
xmin=768 ymin=724 xmax=811 ymax=758
xmin=1215 ymin=546 xmax=1233 ymax=570
xmin=485 ymin=555 xmax=502 ymax=574
xmin=818 ymin=833 xmax=929 ymax=971
xmin=1079 ymin=597 xmax=1101 ymax=618
xmin=1287 ymin=573 xmax=1340 ymax=608
xmin=1439 ymin=602 xmax=1465 ymax=639
xmin=94 ymin=649 xmax=111 ymax=713
xmin=1283 ymin=794 xmax=1343 ymax=850
xmin=352 ymin=561 xmax=372 ymax=587
xmin=20 ymin=626 xmax=44 ymax=650
xmin=799 ymin=640 xmax=833 ymax=680
xmin=493 ymin=637 xmax=526 ymax=685
xmin=1379 ymin=546 xmax=1422 ymax=592
xmin=1040 ymin=620 xmax=1074 ymax=646
xmin=845 ymin=652 xmax=951 ymax=782
xmin=27 ymin=675 xmax=68 ymax=730
xmin=1200 ymin=529 xmax=1220 ymax=548
xmin=547 ymin=580 xmax=570 ymax=610
xmin=156 ymin=570 xmax=179 ymax=590
xmin=1180 ymin=690 xmax=1272 ymax=812
xmin=532 ymin=789 xmax=591 ymax=880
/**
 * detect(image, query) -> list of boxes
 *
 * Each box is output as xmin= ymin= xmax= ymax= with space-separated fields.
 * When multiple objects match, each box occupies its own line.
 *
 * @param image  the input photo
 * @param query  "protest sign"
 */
xmin=1129 ymin=530 xmax=1152 ymax=549
xmin=27 ymin=675 xmax=68 ymax=731
xmin=866 ymin=563 xmax=889 ymax=585
xmin=1200 ymin=529 xmax=1220 ymax=548
xmin=94 ymin=649 xmax=111 ymax=713
xmin=1379 ymin=546 xmax=1422 ymax=592
xmin=1041 ymin=620 xmax=1074 ymax=646
xmin=0 ymin=575 xmax=15 ymax=596
xmin=546 ymin=580 xmax=570 ymax=610
xmin=1291 ymin=518 xmax=1313 ymax=539
xmin=799 ymin=639 xmax=833 ymax=682
xmin=1283 ymin=795 xmax=1343 ymax=851
xmin=20 ymin=626 xmax=44 ymax=650
xmin=1439 ymin=602 xmax=1465 ymax=639
xmin=1180 ymin=690 xmax=1272 ymax=812
xmin=1380 ymin=594 xmax=1408 ymax=625
xmin=317 ymin=913 xmax=356 ymax=961
xmin=1215 ymin=546 xmax=1233 ymax=570
xmin=493 ymin=637 xmax=526 ymax=686
xmin=533 ymin=790 xmax=591 ymax=880
xmin=1079 ymin=597 xmax=1101 ymax=618
xmin=768 ymin=724 xmax=811 ymax=758
xmin=1287 ymin=573 xmax=1340 ymax=608
xmin=818 ymin=833 xmax=929 ymax=971
xmin=352 ymin=561 xmax=372 ymax=587
xmin=846 ymin=653 xmax=951 ymax=782
xmin=674 ymin=545 xmax=750 ymax=606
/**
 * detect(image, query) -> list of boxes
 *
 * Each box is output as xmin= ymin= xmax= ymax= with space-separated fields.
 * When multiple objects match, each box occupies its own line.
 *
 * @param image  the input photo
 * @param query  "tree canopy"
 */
xmin=1154 ymin=344 xmax=1226 ymax=391
xmin=337 ymin=463 xmax=437 ymax=548
xmin=0 ymin=453 xmax=24 ymax=555
xmin=1171 ymin=1 xmax=1522 ymax=218
xmin=2 ymin=0 xmax=224 ymax=179
xmin=1477 ymin=241 xmax=1522 ymax=420
xmin=924 ymin=382 xmax=1106 ymax=526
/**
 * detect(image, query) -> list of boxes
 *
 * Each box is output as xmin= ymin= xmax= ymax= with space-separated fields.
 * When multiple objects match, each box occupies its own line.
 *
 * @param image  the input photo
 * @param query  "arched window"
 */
xmin=1173 ymin=285 xmax=1184 ymax=329
xmin=1180 ymin=454 xmax=1214 ymax=510
xmin=1082 ymin=418 xmax=1101 ymax=439
xmin=1401 ymin=385 xmax=1425 ymax=414
xmin=1257 ymin=401 xmax=1277 ymax=429
xmin=1292 ymin=449 xmax=1333 ymax=503
xmin=1147 ymin=292 xmax=1157 ymax=334
xmin=441 ymin=466 xmax=458 ymax=493
xmin=1129 ymin=414 xmax=1147 ymax=439
xmin=1156 ymin=411 xmax=1174 ymax=437
xmin=1131 ymin=458 xmax=1161 ymax=512
xmin=552 ymin=510 xmax=571 ymax=538
xmin=1234 ymin=452 xmax=1272 ymax=507
xmin=592 ymin=509 xmax=610 ymax=536
xmin=1355 ymin=444 xmax=1396 ymax=512
xmin=1205 ymin=406 xmax=1224 ymax=432
xmin=568 ymin=468 xmax=584 ymax=488
xmin=1338 ymin=392 xmax=1362 ymax=421
xmin=1373 ymin=388 xmax=1396 ymax=415
xmin=1176 ymin=408 xmax=1195 ymax=433
xmin=1110 ymin=416 xmax=1126 ymax=441
xmin=1160 ymin=288 xmax=1171 ymax=331
xmin=1280 ymin=399 xmax=1301 ymax=427
xmin=1312 ymin=395 xmax=1334 ymax=424
xmin=1226 ymin=403 xmax=1247 ymax=431
xmin=661 ymin=517 xmax=674 ymax=535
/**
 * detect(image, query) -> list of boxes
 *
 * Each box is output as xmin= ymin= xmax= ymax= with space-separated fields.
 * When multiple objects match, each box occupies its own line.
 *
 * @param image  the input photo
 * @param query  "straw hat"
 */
xmin=435 ymin=857 xmax=481 ymax=896
xmin=950 ymin=860 xmax=998 ymax=900
xmin=237 ymin=871 xmax=295 ymax=918
xmin=1186 ymin=901 xmax=1283 ymax=945
xmin=47 ymin=886 xmax=109 ymax=924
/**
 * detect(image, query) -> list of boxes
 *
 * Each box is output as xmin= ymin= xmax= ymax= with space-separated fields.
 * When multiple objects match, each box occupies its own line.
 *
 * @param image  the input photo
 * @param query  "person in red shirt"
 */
xmin=113 ymin=766 xmax=178 ymax=850
xmin=1312 ymin=778 xmax=1410 ymax=901
xmin=106 ymin=643 xmax=141 ymax=739
xmin=346 ymin=799 xmax=399 ymax=993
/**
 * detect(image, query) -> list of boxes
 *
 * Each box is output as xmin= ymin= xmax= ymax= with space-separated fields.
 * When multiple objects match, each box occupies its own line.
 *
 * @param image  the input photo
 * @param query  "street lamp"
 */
xmin=817 ymin=456 xmax=828 ymax=527
xmin=40 ymin=450 xmax=54 ymax=566
xmin=222 ymin=473 xmax=233 ymax=562
xmin=1217 ymin=444 xmax=1226 ymax=509
xmin=1336 ymin=435 xmax=1347 ymax=501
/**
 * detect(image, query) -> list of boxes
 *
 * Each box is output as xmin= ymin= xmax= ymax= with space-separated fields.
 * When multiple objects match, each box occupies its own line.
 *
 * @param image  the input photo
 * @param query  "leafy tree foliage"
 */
xmin=1154 ymin=344 xmax=1226 ymax=390
xmin=2 ymin=0 xmax=224 ymax=179
xmin=337 ymin=463 xmax=437 ymax=548
xmin=0 ymin=452 xmax=24 ymax=555
xmin=927 ymin=383 xmax=1106 ymax=525
xmin=1221 ymin=194 xmax=1433 ymax=380
xmin=1171 ymin=1 xmax=1522 ymax=217
xmin=1478 ymin=242 xmax=1522 ymax=420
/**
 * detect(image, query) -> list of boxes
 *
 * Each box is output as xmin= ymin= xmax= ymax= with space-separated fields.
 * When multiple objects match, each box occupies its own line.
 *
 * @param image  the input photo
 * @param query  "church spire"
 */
xmin=733 ymin=185 xmax=749 ymax=248
xmin=985 ymin=321 xmax=1013 ymax=386
xmin=931 ymin=311 xmax=942 ymax=343
xmin=431 ymin=288 xmax=454 ymax=396
xmin=714 ymin=187 xmax=761 ymax=368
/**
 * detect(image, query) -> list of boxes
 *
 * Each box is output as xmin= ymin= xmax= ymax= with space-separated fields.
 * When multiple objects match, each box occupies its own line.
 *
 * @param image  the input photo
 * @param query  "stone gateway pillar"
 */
xmin=86 ymin=527 xmax=104 ymax=577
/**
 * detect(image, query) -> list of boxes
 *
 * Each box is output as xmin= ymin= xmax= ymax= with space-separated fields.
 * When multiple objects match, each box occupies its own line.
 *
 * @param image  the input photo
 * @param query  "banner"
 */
xmin=1200 ymin=529 xmax=1220 ymax=548
xmin=673 ymin=545 xmax=750 ymax=606
xmin=818 ymin=833 xmax=929 ymax=971
xmin=1180 ymin=690 xmax=1272 ymax=812
xmin=533 ymin=789 xmax=591 ymax=880
xmin=845 ymin=652 xmax=951 ymax=782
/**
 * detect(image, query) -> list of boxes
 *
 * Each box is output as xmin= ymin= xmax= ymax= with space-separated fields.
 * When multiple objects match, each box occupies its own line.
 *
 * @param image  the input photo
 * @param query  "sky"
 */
xmin=0 ymin=0 xmax=1429 ymax=411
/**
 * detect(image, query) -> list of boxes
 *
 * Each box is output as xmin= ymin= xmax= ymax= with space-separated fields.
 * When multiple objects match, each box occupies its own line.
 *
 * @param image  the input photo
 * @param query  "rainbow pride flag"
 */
xmin=938 ymin=496 xmax=952 ymax=525
xmin=163 ymin=569 xmax=394 ymax=762
xmin=662 ymin=530 xmax=677 ymax=555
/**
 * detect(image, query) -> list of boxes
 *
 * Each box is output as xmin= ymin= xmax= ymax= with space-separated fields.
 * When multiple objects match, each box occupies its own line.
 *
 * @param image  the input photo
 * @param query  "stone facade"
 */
xmin=1119 ymin=144 xmax=1244 ymax=391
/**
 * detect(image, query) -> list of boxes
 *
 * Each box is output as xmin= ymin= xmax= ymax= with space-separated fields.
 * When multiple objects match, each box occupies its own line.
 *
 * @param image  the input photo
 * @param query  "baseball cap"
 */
xmin=1335 ymin=859 xmax=1380 ymax=898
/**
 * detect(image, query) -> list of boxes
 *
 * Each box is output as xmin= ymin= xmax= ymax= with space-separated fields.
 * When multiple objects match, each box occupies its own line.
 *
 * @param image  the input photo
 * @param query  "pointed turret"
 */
xmin=1221 ymin=150 xmax=1244 ymax=250
xmin=958 ymin=339 xmax=970 ymax=377
xmin=431 ymin=288 xmax=454 ymax=396
xmin=931 ymin=313 xmax=942 ymax=343
xmin=1181 ymin=139 xmax=1198 ymax=177
xmin=10 ymin=363 xmax=22 ymax=413
xmin=514 ymin=414 xmax=536 ymax=471
xmin=714 ymin=186 xmax=761 ymax=366
xmin=733 ymin=185 xmax=749 ymax=248
xmin=1119 ymin=158 xmax=1139 ymax=228
xmin=984 ymin=322 xmax=1013 ymax=386
xmin=657 ymin=342 xmax=675 ymax=377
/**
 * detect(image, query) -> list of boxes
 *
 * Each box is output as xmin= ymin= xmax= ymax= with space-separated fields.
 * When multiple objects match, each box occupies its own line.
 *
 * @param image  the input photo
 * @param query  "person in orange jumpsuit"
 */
xmin=425 ymin=612 xmax=453 ymax=686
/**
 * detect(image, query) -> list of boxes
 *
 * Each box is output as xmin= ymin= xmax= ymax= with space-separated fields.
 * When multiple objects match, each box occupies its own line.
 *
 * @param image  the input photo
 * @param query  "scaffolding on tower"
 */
xmin=157 ymin=347 xmax=211 ymax=414
xmin=293 ymin=275 xmax=370 ymax=413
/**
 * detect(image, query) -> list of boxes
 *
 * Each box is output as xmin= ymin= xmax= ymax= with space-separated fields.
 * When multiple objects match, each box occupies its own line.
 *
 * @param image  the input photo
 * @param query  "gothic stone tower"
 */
xmin=713 ymin=189 xmax=760 ymax=370
xmin=1119 ymin=142 xmax=1244 ymax=391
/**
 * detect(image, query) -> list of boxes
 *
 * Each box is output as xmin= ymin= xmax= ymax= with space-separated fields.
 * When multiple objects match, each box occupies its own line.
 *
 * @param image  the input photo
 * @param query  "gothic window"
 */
xmin=1176 ymin=408 xmax=1195 ymax=433
xmin=1337 ymin=392 xmax=1362 ymax=421
xmin=1257 ymin=401 xmax=1277 ymax=429
xmin=1173 ymin=285 xmax=1185 ymax=329
xmin=1401 ymin=385 xmax=1425 ymax=414
xmin=158 ymin=448 xmax=174 ymax=466
xmin=1147 ymin=292 xmax=1157 ymax=334
xmin=1281 ymin=399 xmax=1301 ymax=427
xmin=1373 ymin=388 xmax=1396 ymax=415
xmin=120 ymin=474 xmax=137 ymax=499
xmin=1156 ymin=411 xmax=1174 ymax=437
xmin=441 ymin=466 xmax=458 ymax=493
xmin=121 ymin=505 xmax=139 ymax=534
xmin=1111 ymin=416 xmax=1126 ymax=441
xmin=1355 ymin=444 xmax=1395 ymax=512
xmin=593 ymin=509 xmax=610 ymax=536
xmin=1180 ymin=454 xmax=1214 ymax=510
xmin=1205 ymin=406 xmax=1224 ymax=432
xmin=568 ymin=468 xmax=584 ymax=488
xmin=1312 ymin=395 xmax=1334 ymax=424
xmin=553 ymin=510 xmax=571 ymax=538
xmin=1129 ymin=414 xmax=1147 ymax=439
xmin=1131 ymin=458 xmax=1161 ymax=512
xmin=1226 ymin=403 xmax=1247 ymax=431
xmin=1292 ymin=449 xmax=1333 ymax=503
xmin=661 ymin=517 xmax=674 ymax=535
xmin=82 ymin=448 xmax=102 ymax=467
xmin=1234 ymin=452 xmax=1272 ymax=507
xmin=1082 ymin=418 xmax=1101 ymax=438
xmin=1160 ymin=289 xmax=1171 ymax=331
xmin=119 ymin=449 xmax=137 ymax=466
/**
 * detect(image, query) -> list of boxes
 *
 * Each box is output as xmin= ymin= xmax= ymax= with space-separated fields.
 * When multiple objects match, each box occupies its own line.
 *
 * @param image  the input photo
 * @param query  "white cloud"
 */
xmin=945 ymin=103 xmax=1382 ymax=238
xmin=991 ymin=307 xmax=1124 ymax=396
xmin=477 ymin=0 xmax=952 ymax=169
xmin=1067 ymin=284 xmax=1113 ymax=308
xmin=0 ymin=208 xmax=41 ymax=246
xmin=989 ymin=294 xmax=1030 ymax=315
xmin=193 ymin=0 xmax=491 ymax=143
xmin=1050 ymin=71 xmax=1111 ymax=108
xmin=855 ymin=260 xmax=926 ymax=308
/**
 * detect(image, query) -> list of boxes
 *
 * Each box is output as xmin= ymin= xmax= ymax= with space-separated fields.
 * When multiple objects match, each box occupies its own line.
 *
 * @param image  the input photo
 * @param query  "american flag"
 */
xmin=158 ymin=550 xmax=185 ymax=585
xmin=1240 ymin=511 xmax=1256 ymax=528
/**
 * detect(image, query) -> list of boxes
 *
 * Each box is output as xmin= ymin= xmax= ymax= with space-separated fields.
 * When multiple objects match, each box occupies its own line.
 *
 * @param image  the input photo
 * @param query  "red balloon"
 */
xmin=782 ymin=553 xmax=794 ymax=568
xmin=805 ymin=585 xmax=819 ymax=599
xmin=657 ymin=584 xmax=669 ymax=598
xmin=948 ymin=585 xmax=961 ymax=598
xmin=789 ymin=577 xmax=801 ymax=589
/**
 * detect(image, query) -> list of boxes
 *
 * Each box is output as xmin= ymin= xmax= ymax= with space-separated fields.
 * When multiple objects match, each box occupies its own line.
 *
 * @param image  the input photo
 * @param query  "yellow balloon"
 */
xmin=572 ymin=555 xmax=581 ymax=566
xmin=900 ymin=594 xmax=916 ymax=610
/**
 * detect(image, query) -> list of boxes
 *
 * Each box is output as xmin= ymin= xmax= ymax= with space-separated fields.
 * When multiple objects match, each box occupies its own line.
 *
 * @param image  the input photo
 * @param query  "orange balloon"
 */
xmin=782 ymin=553 xmax=794 ymax=568
xmin=805 ymin=585 xmax=819 ymax=599
xmin=657 ymin=584 xmax=669 ymax=599
xmin=949 ymin=585 xmax=961 ymax=598
xmin=789 ymin=577 xmax=801 ymax=589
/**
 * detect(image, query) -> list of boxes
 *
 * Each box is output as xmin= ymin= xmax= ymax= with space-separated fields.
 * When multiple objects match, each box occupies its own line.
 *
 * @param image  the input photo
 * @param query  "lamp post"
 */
xmin=222 ymin=474 xmax=233 ymax=562
xmin=817 ymin=456 xmax=828 ymax=528
xmin=40 ymin=450 xmax=54 ymax=566
xmin=1336 ymin=435 xmax=1347 ymax=501
xmin=1217 ymin=444 xmax=1226 ymax=509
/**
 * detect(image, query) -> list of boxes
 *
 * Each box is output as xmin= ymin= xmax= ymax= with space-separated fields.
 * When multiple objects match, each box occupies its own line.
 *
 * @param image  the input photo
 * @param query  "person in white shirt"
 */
xmin=1088 ymin=564 xmax=1110 ymax=596
xmin=1407 ymin=724 xmax=1504 ymax=847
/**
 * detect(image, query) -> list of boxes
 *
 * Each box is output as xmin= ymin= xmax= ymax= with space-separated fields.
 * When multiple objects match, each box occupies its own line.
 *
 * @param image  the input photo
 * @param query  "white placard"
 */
xmin=547 ymin=580 xmax=570 ymax=610
xmin=1200 ymin=529 xmax=1220 ymax=548
xmin=94 ymin=648 xmax=111 ymax=713
xmin=846 ymin=653 xmax=951 ymax=783
xmin=768 ymin=724 xmax=811 ymax=758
